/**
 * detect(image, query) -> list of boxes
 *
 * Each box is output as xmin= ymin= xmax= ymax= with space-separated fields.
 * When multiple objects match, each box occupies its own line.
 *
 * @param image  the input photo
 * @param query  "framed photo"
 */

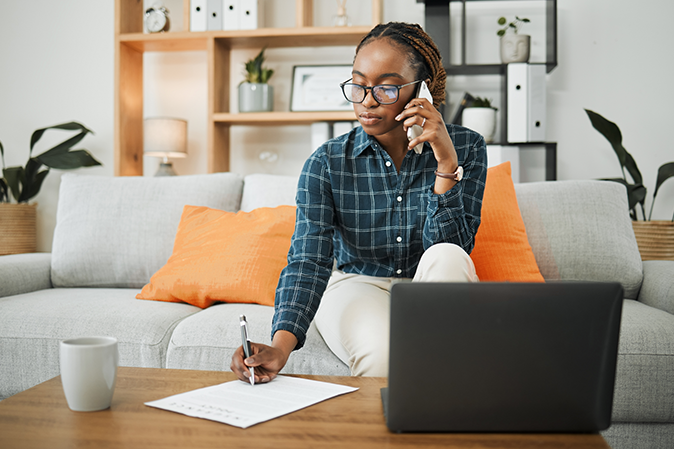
xmin=290 ymin=65 xmax=353 ymax=112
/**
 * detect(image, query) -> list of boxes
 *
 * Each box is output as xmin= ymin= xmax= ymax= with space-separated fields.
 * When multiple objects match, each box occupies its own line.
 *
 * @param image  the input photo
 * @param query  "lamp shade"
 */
xmin=144 ymin=117 xmax=187 ymax=158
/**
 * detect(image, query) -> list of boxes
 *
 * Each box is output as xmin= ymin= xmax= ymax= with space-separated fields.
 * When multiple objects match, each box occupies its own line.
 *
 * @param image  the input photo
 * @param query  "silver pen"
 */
xmin=239 ymin=315 xmax=255 ymax=386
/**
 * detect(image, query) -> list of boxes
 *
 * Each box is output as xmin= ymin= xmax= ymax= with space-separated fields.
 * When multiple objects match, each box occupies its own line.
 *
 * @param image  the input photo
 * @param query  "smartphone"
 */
xmin=407 ymin=81 xmax=433 ymax=154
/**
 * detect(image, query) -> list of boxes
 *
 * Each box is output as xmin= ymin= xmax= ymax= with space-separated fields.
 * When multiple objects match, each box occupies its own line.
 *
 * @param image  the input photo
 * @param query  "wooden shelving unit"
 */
xmin=114 ymin=0 xmax=381 ymax=176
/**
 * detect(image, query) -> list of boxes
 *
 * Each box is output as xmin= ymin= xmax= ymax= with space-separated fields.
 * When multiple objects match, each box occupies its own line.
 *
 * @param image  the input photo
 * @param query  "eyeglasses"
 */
xmin=339 ymin=79 xmax=422 ymax=105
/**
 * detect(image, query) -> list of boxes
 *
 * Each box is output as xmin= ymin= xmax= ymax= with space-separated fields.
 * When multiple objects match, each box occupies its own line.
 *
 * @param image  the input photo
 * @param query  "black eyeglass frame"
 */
xmin=339 ymin=79 xmax=423 ymax=105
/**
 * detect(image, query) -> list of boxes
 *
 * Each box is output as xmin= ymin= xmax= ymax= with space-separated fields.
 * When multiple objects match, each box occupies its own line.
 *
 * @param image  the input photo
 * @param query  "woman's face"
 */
xmin=351 ymin=38 xmax=419 ymax=140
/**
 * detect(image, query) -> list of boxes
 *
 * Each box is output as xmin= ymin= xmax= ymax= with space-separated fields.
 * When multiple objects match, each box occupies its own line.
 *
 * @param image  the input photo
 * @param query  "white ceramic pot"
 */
xmin=462 ymin=108 xmax=497 ymax=143
xmin=500 ymin=34 xmax=531 ymax=64
xmin=238 ymin=83 xmax=273 ymax=112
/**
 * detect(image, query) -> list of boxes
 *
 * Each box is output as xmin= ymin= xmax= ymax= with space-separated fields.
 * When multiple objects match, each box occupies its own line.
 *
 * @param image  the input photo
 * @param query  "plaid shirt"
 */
xmin=272 ymin=125 xmax=487 ymax=348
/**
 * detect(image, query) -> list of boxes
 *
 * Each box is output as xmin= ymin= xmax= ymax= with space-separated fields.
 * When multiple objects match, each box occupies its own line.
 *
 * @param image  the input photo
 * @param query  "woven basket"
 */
xmin=0 ymin=203 xmax=37 ymax=256
xmin=632 ymin=221 xmax=674 ymax=261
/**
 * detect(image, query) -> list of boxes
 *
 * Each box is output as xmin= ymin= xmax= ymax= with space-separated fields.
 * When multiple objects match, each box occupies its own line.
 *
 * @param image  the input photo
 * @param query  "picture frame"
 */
xmin=290 ymin=65 xmax=353 ymax=112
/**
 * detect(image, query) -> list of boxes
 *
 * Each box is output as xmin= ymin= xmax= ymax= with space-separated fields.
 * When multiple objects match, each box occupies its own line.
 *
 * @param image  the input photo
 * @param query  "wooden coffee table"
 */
xmin=0 ymin=367 xmax=609 ymax=449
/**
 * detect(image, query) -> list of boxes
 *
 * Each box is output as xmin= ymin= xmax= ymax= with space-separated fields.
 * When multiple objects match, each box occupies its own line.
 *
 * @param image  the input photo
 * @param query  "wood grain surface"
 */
xmin=0 ymin=367 xmax=609 ymax=449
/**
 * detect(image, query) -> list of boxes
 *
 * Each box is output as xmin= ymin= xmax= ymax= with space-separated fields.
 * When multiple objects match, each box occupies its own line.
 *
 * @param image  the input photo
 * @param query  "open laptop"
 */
xmin=382 ymin=282 xmax=624 ymax=433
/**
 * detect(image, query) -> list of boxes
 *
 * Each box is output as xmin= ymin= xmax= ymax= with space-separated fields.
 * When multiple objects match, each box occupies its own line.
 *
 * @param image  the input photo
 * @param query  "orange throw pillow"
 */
xmin=137 ymin=205 xmax=296 ymax=308
xmin=470 ymin=162 xmax=544 ymax=282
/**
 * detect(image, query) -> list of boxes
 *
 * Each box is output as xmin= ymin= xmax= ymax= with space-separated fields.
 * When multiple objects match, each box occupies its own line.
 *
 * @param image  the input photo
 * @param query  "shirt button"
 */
xmin=385 ymin=161 xmax=392 ymax=167
xmin=397 ymin=196 xmax=402 ymax=202
xmin=396 ymin=269 xmax=402 ymax=275
xmin=396 ymin=236 xmax=402 ymax=243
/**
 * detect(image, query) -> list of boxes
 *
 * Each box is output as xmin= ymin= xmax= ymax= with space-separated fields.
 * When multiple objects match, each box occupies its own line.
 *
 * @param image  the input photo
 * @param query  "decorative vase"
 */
xmin=0 ymin=203 xmax=37 ymax=255
xmin=462 ymin=108 xmax=497 ymax=143
xmin=632 ymin=220 xmax=674 ymax=261
xmin=500 ymin=34 xmax=531 ymax=64
xmin=238 ymin=83 xmax=273 ymax=113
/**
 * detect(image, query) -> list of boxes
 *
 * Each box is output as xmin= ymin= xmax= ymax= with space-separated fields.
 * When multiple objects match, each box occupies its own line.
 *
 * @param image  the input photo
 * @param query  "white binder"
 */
xmin=206 ymin=0 xmax=223 ymax=30
xmin=507 ymin=63 xmax=546 ymax=143
xmin=223 ymin=0 xmax=240 ymax=31
xmin=190 ymin=0 xmax=207 ymax=31
xmin=240 ymin=0 xmax=261 ymax=30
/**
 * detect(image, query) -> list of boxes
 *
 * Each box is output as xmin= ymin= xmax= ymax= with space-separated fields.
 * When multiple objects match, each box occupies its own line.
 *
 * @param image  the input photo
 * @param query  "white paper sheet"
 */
xmin=145 ymin=375 xmax=358 ymax=428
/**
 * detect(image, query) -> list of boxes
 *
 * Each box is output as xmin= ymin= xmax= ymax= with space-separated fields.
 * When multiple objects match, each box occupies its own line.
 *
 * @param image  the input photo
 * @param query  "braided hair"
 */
xmin=356 ymin=22 xmax=447 ymax=106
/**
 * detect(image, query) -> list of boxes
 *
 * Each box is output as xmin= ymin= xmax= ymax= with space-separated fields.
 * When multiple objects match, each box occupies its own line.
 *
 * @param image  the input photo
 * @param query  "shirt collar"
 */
xmin=351 ymin=127 xmax=373 ymax=157
xmin=352 ymin=126 xmax=431 ymax=157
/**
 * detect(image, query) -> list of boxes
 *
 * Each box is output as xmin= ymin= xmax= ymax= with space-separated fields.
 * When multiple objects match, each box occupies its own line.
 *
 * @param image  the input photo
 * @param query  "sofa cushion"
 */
xmin=137 ymin=205 xmax=295 ymax=308
xmin=470 ymin=162 xmax=544 ymax=282
xmin=240 ymin=174 xmax=297 ymax=212
xmin=515 ymin=180 xmax=643 ymax=298
xmin=51 ymin=173 xmax=244 ymax=289
xmin=612 ymin=300 xmax=674 ymax=422
xmin=166 ymin=303 xmax=350 ymax=376
xmin=0 ymin=288 xmax=199 ymax=400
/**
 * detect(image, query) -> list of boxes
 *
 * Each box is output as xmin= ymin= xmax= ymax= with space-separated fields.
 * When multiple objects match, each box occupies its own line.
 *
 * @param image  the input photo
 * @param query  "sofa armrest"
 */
xmin=637 ymin=260 xmax=674 ymax=315
xmin=0 ymin=253 xmax=52 ymax=298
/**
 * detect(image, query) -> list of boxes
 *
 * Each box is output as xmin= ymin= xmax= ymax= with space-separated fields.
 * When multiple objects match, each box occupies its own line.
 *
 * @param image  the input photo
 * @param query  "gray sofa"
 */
xmin=0 ymin=172 xmax=672 ymax=449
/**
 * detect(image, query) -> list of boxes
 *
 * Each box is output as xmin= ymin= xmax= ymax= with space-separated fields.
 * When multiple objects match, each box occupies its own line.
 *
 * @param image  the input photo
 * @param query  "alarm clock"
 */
xmin=145 ymin=4 xmax=170 ymax=33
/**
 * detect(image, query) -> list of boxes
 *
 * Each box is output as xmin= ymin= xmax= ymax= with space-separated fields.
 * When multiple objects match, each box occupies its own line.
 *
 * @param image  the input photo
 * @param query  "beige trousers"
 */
xmin=314 ymin=243 xmax=479 ymax=377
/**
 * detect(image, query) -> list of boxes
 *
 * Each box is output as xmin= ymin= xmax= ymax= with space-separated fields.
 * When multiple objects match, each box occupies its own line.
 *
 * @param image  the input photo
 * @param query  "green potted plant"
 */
xmin=497 ymin=16 xmax=531 ymax=64
xmin=0 ymin=122 xmax=101 ymax=255
xmin=585 ymin=109 xmax=674 ymax=260
xmin=238 ymin=48 xmax=274 ymax=113
xmin=462 ymin=97 xmax=498 ymax=143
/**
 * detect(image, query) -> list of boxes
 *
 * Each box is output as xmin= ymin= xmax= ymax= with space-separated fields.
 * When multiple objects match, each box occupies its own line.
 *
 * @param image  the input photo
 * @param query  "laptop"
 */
xmin=382 ymin=282 xmax=624 ymax=433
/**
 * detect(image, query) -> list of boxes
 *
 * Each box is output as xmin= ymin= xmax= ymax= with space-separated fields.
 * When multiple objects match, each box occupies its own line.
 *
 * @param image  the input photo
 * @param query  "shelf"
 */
xmin=118 ymin=26 xmax=373 ymax=53
xmin=420 ymin=0 xmax=557 ymax=74
xmin=214 ymin=111 xmax=357 ymax=126
xmin=115 ymin=0 xmax=382 ymax=176
xmin=446 ymin=64 xmax=505 ymax=76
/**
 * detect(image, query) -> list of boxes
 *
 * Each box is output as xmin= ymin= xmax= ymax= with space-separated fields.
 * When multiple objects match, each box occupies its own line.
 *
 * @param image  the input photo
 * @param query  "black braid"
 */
xmin=356 ymin=22 xmax=447 ymax=106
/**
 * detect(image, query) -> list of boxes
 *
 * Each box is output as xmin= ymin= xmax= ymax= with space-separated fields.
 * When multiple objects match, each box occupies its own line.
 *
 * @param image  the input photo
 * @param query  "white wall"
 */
xmin=1 ymin=0 xmax=672 ymax=252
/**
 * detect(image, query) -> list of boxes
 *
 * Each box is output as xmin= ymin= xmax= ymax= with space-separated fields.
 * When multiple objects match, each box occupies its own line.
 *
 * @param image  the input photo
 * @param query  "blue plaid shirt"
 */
xmin=272 ymin=124 xmax=487 ymax=348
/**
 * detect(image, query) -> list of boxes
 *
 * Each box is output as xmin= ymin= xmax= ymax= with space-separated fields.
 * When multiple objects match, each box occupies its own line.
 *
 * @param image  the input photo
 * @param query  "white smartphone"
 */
xmin=407 ymin=80 xmax=433 ymax=154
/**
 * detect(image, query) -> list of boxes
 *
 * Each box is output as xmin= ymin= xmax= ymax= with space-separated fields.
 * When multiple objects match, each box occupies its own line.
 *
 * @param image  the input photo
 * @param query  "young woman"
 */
xmin=231 ymin=22 xmax=487 ymax=381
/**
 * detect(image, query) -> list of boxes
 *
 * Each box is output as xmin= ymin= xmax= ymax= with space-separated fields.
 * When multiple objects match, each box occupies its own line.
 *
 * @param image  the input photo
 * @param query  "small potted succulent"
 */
xmin=0 ymin=122 xmax=101 ymax=255
xmin=497 ymin=16 xmax=531 ymax=64
xmin=462 ymin=97 xmax=498 ymax=143
xmin=239 ymin=48 xmax=274 ymax=113
xmin=585 ymin=109 xmax=674 ymax=260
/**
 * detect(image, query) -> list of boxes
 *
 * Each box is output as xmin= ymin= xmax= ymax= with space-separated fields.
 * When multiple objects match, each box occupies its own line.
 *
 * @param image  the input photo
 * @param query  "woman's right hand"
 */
xmin=230 ymin=330 xmax=298 ymax=384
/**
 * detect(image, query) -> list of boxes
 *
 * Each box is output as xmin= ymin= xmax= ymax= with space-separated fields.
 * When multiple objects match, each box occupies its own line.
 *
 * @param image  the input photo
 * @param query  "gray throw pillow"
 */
xmin=515 ymin=180 xmax=643 ymax=298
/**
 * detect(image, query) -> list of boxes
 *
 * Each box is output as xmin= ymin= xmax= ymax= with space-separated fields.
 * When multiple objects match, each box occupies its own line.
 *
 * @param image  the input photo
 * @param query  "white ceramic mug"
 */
xmin=59 ymin=336 xmax=119 ymax=412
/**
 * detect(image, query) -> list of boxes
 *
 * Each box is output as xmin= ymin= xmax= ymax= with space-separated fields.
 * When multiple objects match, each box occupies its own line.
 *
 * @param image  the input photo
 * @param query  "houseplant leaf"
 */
xmin=649 ymin=161 xmax=674 ymax=220
xmin=36 ymin=130 xmax=90 ymax=158
xmin=0 ymin=140 xmax=6 ymax=202
xmin=29 ymin=122 xmax=92 ymax=156
xmin=2 ymin=166 xmax=24 ymax=202
xmin=38 ymin=149 xmax=101 ymax=170
xmin=584 ymin=109 xmax=629 ymax=176
xmin=17 ymin=158 xmax=48 ymax=203
xmin=18 ymin=168 xmax=49 ymax=203
xmin=0 ymin=178 xmax=8 ymax=203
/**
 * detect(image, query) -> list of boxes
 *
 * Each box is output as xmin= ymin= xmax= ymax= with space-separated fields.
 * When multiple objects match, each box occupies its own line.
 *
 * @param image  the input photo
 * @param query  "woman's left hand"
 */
xmin=396 ymin=98 xmax=458 ymax=173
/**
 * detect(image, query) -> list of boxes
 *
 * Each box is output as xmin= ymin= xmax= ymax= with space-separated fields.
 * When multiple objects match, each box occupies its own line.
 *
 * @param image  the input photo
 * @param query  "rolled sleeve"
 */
xmin=423 ymin=128 xmax=487 ymax=254
xmin=272 ymin=155 xmax=335 ymax=349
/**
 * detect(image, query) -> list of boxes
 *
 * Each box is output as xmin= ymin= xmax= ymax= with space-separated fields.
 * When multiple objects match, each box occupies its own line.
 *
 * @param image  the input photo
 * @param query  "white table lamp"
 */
xmin=144 ymin=117 xmax=187 ymax=176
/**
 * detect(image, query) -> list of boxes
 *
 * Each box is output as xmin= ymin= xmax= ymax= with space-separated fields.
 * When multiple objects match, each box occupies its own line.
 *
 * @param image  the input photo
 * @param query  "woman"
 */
xmin=231 ymin=22 xmax=487 ymax=381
